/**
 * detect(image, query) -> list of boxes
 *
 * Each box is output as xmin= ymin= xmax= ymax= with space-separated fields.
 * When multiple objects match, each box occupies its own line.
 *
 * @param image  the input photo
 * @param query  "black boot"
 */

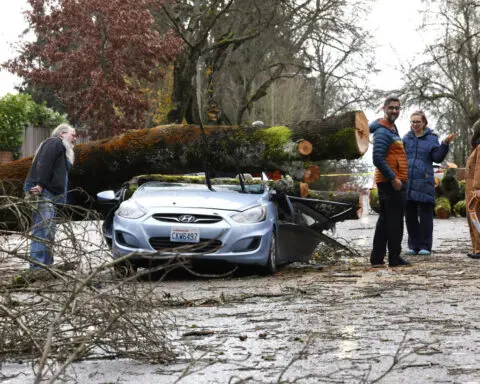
xmin=370 ymin=255 xmax=385 ymax=267
xmin=389 ymin=256 xmax=410 ymax=267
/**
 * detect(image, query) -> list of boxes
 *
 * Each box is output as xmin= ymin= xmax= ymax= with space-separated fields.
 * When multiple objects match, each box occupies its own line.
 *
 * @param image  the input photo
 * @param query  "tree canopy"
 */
xmin=399 ymin=0 xmax=480 ymax=164
xmin=4 ymin=0 xmax=183 ymax=139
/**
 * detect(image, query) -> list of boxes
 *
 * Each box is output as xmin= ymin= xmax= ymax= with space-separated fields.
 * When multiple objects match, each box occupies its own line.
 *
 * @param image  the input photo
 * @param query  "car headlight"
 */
xmin=231 ymin=205 xmax=267 ymax=223
xmin=116 ymin=201 xmax=147 ymax=219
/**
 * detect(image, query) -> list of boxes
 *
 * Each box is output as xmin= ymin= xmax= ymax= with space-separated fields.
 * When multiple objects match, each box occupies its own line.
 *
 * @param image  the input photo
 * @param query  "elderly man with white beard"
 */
xmin=23 ymin=123 xmax=77 ymax=270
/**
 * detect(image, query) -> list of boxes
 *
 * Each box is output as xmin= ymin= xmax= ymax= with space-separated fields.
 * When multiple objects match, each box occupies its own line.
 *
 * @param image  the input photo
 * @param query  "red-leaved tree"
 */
xmin=4 ymin=0 xmax=183 ymax=139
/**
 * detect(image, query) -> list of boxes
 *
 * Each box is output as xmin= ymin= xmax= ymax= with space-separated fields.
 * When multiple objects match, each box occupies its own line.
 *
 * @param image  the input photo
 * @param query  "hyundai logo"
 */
xmin=179 ymin=215 xmax=196 ymax=223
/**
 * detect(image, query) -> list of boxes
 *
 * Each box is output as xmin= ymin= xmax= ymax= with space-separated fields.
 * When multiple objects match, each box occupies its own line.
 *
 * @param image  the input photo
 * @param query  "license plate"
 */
xmin=170 ymin=228 xmax=200 ymax=243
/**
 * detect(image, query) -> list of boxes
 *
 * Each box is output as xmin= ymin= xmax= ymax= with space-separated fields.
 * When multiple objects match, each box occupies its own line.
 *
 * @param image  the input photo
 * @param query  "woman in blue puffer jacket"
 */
xmin=403 ymin=110 xmax=456 ymax=255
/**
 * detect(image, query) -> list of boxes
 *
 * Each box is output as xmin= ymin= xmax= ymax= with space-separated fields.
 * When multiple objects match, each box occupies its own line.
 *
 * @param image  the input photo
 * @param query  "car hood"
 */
xmin=131 ymin=189 xmax=266 ymax=211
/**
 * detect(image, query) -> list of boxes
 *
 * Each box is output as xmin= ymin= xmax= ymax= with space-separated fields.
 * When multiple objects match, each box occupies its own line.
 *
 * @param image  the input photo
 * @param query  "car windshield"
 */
xmin=137 ymin=181 xmax=265 ymax=194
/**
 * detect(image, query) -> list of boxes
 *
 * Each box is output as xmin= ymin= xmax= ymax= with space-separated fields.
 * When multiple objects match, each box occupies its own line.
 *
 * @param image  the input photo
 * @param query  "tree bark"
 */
xmin=290 ymin=111 xmax=369 ymax=160
xmin=0 ymin=111 xmax=369 ymax=203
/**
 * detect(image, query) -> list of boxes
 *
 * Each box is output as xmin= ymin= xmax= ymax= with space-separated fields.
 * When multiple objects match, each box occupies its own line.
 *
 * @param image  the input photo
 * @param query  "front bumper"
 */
xmin=110 ymin=207 xmax=275 ymax=266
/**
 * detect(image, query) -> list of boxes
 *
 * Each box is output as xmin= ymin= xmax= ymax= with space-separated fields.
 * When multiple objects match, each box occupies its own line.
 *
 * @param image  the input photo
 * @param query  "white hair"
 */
xmin=34 ymin=123 xmax=75 ymax=164
xmin=51 ymin=123 xmax=74 ymax=138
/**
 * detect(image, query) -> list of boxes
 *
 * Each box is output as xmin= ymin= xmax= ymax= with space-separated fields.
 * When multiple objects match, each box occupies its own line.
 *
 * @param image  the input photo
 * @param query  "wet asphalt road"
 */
xmin=2 ymin=212 xmax=479 ymax=383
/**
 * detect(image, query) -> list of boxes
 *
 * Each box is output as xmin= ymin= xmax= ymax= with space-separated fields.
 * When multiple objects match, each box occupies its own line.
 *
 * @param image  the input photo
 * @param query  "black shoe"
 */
xmin=468 ymin=253 xmax=480 ymax=259
xmin=370 ymin=261 xmax=385 ymax=268
xmin=389 ymin=257 xmax=410 ymax=267
xmin=370 ymin=256 xmax=385 ymax=267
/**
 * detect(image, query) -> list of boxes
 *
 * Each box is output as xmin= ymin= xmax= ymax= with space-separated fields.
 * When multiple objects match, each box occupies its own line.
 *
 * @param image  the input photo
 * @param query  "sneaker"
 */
xmin=389 ymin=257 xmax=410 ymax=267
xmin=468 ymin=253 xmax=480 ymax=259
xmin=405 ymin=249 xmax=417 ymax=255
xmin=418 ymin=249 xmax=431 ymax=256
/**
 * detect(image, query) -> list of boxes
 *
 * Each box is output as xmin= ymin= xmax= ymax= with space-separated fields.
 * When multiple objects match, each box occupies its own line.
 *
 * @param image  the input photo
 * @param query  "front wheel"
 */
xmin=262 ymin=231 xmax=278 ymax=275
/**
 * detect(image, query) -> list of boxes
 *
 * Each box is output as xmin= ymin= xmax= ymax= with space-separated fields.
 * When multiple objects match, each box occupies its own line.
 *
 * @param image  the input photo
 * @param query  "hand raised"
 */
xmin=444 ymin=133 xmax=457 ymax=144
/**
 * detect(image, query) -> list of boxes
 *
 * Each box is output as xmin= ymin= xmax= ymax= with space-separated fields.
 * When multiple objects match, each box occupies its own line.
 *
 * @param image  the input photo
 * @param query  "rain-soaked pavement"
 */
xmin=2 ymin=208 xmax=480 ymax=383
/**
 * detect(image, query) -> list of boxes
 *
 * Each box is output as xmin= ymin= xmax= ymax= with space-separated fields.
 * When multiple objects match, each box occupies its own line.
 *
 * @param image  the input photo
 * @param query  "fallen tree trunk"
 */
xmin=291 ymin=111 xmax=369 ymax=160
xmin=0 ymin=111 xmax=368 ymax=204
xmin=306 ymin=190 xmax=362 ymax=220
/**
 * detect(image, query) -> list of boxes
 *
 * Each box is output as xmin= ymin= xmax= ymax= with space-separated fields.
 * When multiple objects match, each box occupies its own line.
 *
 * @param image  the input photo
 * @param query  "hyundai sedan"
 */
xmin=97 ymin=179 xmax=323 ymax=276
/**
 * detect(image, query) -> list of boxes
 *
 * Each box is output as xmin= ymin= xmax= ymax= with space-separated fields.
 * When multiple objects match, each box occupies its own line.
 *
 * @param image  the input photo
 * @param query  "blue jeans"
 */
xmin=27 ymin=188 xmax=58 ymax=269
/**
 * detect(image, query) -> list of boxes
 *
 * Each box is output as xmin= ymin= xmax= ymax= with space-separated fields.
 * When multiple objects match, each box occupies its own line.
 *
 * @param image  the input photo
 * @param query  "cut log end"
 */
xmin=354 ymin=111 xmax=369 ymax=156
xmin=447 ymin=162 xmax=457 ymax=169
xmin=297 ymin=140 xmax=313 ymax=156
xmin=303 ymin=165 xmax=320 ymax=183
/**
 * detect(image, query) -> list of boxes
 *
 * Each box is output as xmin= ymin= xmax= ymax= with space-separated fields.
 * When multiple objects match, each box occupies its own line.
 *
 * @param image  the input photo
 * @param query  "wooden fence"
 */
xmin=20 ymin=126 xmax=89 ymax=158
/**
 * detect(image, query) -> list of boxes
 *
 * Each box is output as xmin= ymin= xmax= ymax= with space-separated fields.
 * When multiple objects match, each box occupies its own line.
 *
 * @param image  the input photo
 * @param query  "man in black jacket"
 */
xmin=24 ymin=124 xmax=76 ymax=269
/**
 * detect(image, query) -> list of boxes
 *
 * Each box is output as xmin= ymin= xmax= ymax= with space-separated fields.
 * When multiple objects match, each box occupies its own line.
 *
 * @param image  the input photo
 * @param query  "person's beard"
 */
xmin=387 ymin=114 xmax=398 ymax=123
xmin=62 ymin=139 xmax=75 ymax=165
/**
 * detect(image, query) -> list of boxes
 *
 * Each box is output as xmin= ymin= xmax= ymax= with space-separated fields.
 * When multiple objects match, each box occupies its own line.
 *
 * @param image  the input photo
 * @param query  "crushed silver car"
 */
xmin=97 ymin=176 xmax=355 ymax=276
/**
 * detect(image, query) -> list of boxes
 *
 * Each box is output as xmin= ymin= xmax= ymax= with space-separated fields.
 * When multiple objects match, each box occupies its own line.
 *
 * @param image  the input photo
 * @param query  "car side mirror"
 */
xmin=97 ymin=190 xmax=116 ymax=201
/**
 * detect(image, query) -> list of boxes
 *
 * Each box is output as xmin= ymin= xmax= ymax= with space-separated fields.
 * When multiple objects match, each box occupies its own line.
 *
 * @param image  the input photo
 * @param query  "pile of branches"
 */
xmin=0 ymin=189 xmax=203 ymax=383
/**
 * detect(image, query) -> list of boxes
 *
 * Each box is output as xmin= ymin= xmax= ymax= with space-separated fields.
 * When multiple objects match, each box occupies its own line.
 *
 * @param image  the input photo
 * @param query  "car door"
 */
xmin=271 ymin=192 xmax=322 ymax=263
xmin=95 ymin=185 xmax=129 ymax=247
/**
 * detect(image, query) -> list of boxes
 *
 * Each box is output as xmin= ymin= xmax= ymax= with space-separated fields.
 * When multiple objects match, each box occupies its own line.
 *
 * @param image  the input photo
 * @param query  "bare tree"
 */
xmin=306 ymin=1 xmax=377 ymax=119
xmin=161 ymin=0 xmax=359 ymax=125
xmin=400 ymin=0 xmax=480 ymax=163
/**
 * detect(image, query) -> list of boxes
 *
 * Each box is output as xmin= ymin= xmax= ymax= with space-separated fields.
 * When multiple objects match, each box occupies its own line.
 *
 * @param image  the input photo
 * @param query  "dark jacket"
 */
xmin=25 ymin=137 xmax=70 ymax=195
xmin=370 ymin=118 xmax=408 ymax=184
xmin=403 ymin=128 xmax=449 ymax=204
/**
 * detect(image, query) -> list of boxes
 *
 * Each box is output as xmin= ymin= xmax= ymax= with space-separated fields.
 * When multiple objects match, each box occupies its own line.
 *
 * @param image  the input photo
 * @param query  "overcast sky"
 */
xmin=0 ymin=0 xmax=29 ymax=98
xmin=0 ymin=0 xmax=430 ymax=135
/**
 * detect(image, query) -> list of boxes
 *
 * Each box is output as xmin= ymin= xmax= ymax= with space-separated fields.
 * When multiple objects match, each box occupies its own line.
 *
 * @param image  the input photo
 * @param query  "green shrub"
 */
xmin=0 ymin=93 xmax=67 ymax=151
xmin=0 ymin=93 xmax=31 ymax=150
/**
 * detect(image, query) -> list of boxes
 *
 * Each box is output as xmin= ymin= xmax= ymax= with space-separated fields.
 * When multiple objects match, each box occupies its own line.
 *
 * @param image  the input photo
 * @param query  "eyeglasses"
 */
xmin=410 ymin=120 xmax=423 ymax=124
xmin=387 ymin=106 xmax=401 ymax=111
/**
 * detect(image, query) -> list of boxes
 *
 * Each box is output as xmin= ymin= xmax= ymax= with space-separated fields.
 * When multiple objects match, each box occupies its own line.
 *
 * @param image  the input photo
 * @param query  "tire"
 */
xmin=262 ymin=231 xmax=278 ymax=275
xmin=113 ymin=260 xmax=137 ymax=278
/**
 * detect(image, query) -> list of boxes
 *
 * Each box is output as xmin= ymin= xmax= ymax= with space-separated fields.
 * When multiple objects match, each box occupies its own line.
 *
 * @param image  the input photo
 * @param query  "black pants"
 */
xmin=405 ymin=200 xmax=434 ymax=252
xmin=371 ymin=182 xmax=406 ymax=264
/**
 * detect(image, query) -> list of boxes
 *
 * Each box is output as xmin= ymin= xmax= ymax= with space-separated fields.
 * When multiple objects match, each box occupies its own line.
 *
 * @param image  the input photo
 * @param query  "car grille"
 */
xmin=149 ymin=237 xmax=222 ymax=254
xmin=152 ymin=213 xmax=223 ymax=224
